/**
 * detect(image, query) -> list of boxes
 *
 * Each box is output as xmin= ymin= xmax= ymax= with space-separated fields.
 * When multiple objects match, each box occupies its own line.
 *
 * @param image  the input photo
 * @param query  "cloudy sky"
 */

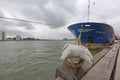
xmin=0 ymin=0 xmax=120 ymax=39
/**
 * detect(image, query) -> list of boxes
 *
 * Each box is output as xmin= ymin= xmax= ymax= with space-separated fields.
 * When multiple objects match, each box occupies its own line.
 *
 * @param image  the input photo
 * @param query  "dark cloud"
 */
xmin=16 ymin=21 xmax=35 ymax=30
xmin=0 ymin=19 xmax=35 ymax=30
xmin=0 ymin=19 xmax=14 ymax=27
xmin=0 ymin=19 xmax=35 ymax=38
xmin=15 ymin=0 xmax=77 ymax=28
xmin=40 ymin=0 xmax=77 ymax=27
xmin=0 ymin=19 xmax=33 ymax=37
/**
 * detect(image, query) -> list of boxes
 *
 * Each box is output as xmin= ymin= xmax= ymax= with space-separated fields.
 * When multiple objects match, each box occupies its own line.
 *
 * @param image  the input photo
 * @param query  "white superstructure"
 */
xmin=16 ymin=35 xmax=22 ymax=40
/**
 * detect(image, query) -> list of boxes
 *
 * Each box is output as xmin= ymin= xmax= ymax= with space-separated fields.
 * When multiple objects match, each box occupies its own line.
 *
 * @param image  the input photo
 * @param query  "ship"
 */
xmin=68 ymin=22 xmax=115 ymax=49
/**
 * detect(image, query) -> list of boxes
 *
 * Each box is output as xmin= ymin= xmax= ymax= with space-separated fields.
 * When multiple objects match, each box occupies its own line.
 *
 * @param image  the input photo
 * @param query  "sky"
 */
xmin=0 ymin=0 xmax=120 ymax=39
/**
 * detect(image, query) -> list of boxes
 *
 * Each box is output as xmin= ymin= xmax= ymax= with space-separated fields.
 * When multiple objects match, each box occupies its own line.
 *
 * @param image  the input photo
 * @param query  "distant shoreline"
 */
xmin=0 ymin=40 xmax=75 ymax=41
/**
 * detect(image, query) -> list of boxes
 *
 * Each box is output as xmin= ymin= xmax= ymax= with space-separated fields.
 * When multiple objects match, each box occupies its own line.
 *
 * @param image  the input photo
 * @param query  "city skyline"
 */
xmin=0 ymin=31 xmax=74 ymax=41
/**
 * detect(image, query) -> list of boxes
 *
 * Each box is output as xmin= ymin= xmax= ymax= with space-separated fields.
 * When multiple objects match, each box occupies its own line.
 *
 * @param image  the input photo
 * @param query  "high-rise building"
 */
xmin=0 ymin=31 xmax=6 ymax=41
xmin=16 ymin=35 xmax=22 ymax=40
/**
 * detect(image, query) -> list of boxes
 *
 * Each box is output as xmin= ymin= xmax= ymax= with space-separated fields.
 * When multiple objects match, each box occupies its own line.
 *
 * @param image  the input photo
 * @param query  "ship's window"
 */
xmin=87 ymin=36 xmax=93 ymax=43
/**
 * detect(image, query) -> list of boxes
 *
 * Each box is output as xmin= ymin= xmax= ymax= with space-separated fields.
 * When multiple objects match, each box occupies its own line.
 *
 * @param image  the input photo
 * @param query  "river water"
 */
xmin=0 ymin=41 xmax=74 ymax=80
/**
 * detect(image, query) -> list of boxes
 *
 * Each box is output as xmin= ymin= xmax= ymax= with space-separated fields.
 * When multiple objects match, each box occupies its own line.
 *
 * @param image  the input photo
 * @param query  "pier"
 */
xmin=55 ymin=41 xmax=120 ymax=80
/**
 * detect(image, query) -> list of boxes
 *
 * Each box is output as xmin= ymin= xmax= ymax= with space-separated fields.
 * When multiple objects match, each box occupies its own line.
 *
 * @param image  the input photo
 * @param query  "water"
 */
xmin=0 ymin=41 xmax=74 ymax=80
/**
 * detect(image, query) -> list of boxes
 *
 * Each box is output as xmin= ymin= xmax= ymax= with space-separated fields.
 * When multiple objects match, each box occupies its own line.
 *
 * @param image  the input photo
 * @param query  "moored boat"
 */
xmin=68 ymin=22 xmax=115 ymax=49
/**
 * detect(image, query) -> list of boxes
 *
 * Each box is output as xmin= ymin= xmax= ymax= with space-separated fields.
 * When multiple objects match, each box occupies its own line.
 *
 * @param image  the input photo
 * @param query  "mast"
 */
xmin=87 ymin=0 xmax=90 ymax=22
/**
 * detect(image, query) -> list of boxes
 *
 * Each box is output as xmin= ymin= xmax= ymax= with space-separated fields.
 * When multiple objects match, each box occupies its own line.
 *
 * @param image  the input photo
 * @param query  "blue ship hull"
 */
xmin=68 ymin=22 xmax=115 ymax=45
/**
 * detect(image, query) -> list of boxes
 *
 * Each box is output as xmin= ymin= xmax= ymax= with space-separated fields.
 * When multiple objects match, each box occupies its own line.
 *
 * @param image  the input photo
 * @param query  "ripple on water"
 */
xmin=0 ymin=41 xmax=73 ymax=80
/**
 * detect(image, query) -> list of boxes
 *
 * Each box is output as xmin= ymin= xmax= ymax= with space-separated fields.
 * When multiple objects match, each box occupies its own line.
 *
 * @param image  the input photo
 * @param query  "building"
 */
xmin=63 ymin=38 xmax=68 ymax=40
xmin=0 ymin=31 xmax=6 ymax=41
xmin=16 ymin=35 xmax=22 ymax=41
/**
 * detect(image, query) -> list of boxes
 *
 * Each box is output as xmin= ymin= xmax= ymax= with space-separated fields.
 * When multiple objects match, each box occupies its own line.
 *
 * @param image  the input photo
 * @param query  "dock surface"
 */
xmin=55 ymin=41 xmax=120 ymax=80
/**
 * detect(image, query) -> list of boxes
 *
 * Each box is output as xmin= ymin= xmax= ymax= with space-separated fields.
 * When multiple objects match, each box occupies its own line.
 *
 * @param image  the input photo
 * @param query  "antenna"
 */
xmin=87 ymin=0 xmax=90 ymax=22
